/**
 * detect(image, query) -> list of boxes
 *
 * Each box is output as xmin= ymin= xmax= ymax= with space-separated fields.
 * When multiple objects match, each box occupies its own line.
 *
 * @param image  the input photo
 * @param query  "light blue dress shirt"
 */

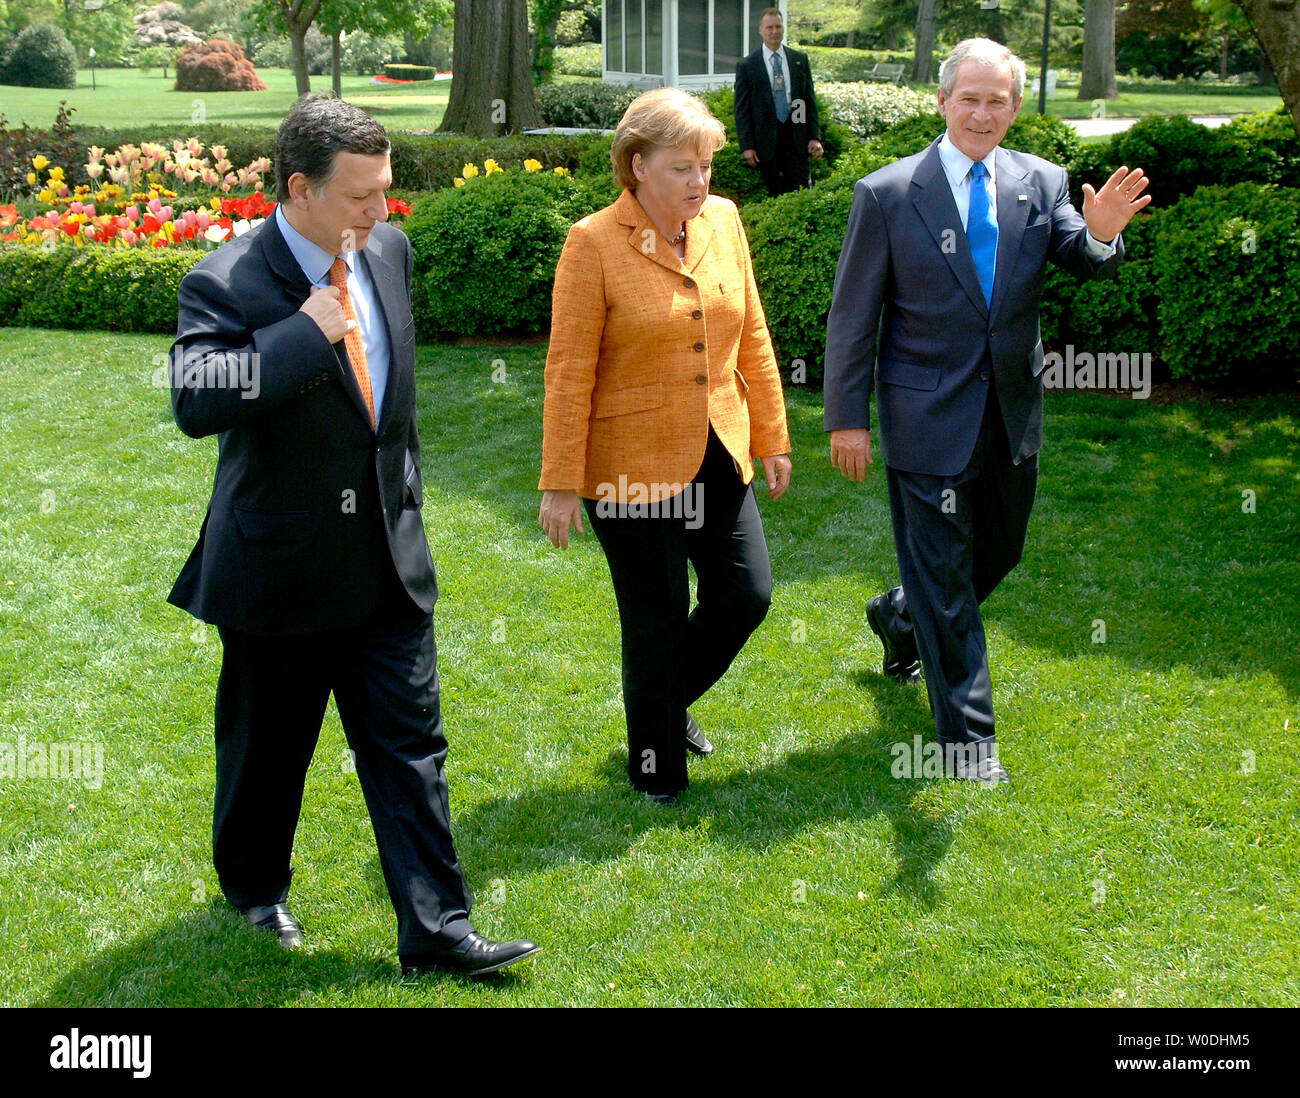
xmin=274 ymin=204 xmax=390 ymax=426
xmin=937 ymin=132 xmax=1117 ymax=270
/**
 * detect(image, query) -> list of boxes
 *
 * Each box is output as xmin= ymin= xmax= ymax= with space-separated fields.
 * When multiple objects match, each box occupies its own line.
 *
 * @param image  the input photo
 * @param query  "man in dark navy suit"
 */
xmin=169 ymin=95 xmax=536 ymax=974
xmin=823 ymin=39 xmax=1151 ymax=783
xmin=734 ymin=7 xmax=823 ymax=196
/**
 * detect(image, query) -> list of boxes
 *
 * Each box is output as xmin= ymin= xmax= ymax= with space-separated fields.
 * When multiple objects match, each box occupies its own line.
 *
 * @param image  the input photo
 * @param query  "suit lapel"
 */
xmin=357 ymin=233 xmax=406 ymax=429
xmin=990 ymin=147 xmax=1031 ymax=323
xmin=911 ymin=141 xmax=988 ymax=319
xmin=615 ymin=188 xmax=715 ymax=277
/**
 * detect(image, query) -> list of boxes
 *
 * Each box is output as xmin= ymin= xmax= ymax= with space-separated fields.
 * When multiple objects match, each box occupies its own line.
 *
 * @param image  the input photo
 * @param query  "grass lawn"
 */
xmin=0 ymin=328 xmax=1297 ymax=1007
xmin=3 ymin=67 xmax=448 ymax=131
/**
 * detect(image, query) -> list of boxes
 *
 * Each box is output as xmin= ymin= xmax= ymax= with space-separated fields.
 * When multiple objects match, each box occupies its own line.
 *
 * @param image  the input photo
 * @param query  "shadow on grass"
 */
xmin=456 ymin=673 xmax=957 ymax=906
xmin=30 ymin=899 xmax=527 ymax=1007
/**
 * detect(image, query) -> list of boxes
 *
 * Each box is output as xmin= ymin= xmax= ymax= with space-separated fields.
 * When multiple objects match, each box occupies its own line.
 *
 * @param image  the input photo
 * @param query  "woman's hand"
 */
xmin=759 ymin=454 xmax=792 ymax=501
xmin=539 ymin=489 xmax=585 ymax=549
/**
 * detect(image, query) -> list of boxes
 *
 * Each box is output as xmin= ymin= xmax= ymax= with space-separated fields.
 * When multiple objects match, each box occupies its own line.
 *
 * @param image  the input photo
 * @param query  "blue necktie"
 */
xmin=967 ymin=160 xmax=998 ymax=309
xmin=771 ymin=53 xmax=789 ymax=123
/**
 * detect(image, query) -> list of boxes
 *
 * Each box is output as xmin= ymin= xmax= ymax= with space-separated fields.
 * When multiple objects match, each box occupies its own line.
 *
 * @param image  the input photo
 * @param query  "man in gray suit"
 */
xmin=823 ymin=38 xmax=1151 ymax=782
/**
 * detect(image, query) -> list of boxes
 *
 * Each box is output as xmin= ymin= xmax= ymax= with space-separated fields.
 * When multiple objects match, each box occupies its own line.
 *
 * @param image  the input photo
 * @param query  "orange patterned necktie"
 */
xmin=328 ymin=256 xmax=376 ymax=427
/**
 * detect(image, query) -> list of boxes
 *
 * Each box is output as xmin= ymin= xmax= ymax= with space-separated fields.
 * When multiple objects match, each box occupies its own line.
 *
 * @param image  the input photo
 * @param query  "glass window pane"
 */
xmin=606 ymin=0 xmax=623 ymax=72
xmin=646 ymin=0 xmax=663 ymax=75
xmin=714 ymin=0 xmax=744 ymax=73
xmin=679 ymin=0 xmax=708 ymax=76
xmin=748 ymin=1 xmax=765 ymax=54
xmin=626 ymin=0 xmax=642 ymax=74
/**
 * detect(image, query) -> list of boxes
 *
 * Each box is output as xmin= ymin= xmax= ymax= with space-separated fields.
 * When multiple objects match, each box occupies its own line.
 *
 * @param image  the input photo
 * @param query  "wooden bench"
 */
xmin=864 ymin=62 xmax=907 ymax=86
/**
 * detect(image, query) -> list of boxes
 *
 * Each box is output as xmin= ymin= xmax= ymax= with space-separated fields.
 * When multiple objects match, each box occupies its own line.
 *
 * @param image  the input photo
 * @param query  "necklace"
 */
xmin=667 ymin=226 xmax=685 ymax=245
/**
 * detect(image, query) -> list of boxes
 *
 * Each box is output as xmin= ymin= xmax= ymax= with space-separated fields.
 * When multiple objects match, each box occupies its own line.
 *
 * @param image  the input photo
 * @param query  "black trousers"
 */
xmin=882 ymin=379 xmax=1038 ymax=746
xmin=213 ymin=564 xmax=473 ymax=954
xmin=585 ymin=428 xmax=773 ymax=795
xmin=759 ymin=119 xmax=810 ymax=197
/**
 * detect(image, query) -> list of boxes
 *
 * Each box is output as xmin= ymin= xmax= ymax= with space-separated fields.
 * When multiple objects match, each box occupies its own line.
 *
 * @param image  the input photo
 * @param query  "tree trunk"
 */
xmin=912 ymin=0 xmax=939 ymax=84
xmin=1234 ymin=1 xmax=1296 ymax=128
xmin=332 ymin=30 xmax=342 ymax=98
xmin=439 ymin=0 xmax=540 ymax=136
xmin=1078 ymin=0 xmax=1118 ymax=100
xmin=290 ymin=27 xmax=311 ymax=97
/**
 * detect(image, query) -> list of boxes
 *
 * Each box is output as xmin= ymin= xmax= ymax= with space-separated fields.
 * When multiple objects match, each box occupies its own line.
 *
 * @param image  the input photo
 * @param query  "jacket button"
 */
xmin=692 ymin=308 xmax=702 ymax=319
xmin=683 ymin=277 xmax=695 ymax=289
xmin=693 ymin=341 xmax=705 ymax=352
xmin=979 ymin=372 xmax=989 ymax=381
xmin=696 ymin=374 xmax=707 ymax=385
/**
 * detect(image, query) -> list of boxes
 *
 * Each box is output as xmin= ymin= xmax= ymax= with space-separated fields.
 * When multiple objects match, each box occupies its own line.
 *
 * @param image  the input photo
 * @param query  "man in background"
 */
xmin=734 ymin=6 xmax=823 ymax=196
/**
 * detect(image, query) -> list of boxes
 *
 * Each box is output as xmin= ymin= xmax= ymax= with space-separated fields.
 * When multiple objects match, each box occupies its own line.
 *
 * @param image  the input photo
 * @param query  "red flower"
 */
xmin=386 ymin=197 xmax=412 ymax=217
xmin=142 ymin=214 xmax=161 ymax=234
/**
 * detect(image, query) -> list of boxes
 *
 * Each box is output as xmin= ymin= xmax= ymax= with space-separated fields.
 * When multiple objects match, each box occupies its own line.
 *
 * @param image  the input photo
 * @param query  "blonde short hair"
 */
xmin=610 ymin=88 xmax=727 ymax=192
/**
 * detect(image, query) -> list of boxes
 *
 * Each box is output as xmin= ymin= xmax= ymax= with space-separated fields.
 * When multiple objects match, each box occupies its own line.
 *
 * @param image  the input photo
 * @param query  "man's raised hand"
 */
xmin=1082 ymin=166 xmax=1152 ymax=244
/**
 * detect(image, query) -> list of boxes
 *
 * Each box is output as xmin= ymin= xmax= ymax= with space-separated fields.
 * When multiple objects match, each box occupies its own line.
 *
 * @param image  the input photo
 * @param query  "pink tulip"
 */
xmin=125 ymin=205 xmax=139 ymax=222
xmin=84 ymin=204 xmax=95 ymax=218
xmin=160 ymin=206 xmax=173 ymax=222
xmin=196 ymin=209 xmax=210 ymax=230
xmin=69 ymin=201 xmax=84 ymax=214
xmin=148 ymin=197 xmax=162 ymax=214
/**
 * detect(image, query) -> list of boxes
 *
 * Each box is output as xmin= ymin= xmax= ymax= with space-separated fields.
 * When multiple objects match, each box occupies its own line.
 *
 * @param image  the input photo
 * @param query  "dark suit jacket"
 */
xmin=734 ymin=45 xmax=821 ymax=165
xmin=823 ymin=138 xmax=1124 ymax=476
xmin=168 ymin=216 xmax=436 ymax=635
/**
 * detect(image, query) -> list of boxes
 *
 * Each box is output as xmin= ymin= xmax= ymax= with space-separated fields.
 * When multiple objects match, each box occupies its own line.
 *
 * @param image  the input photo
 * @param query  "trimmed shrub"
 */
xmin=3 ymin=23 xmax=78 ymax=89
xmin=1072 ymin=114 xmax=1247 ymax=206
xmin=554 ymin=43 xmax=601 ymax=78
xmin=1039 ymin=209 xmax=1161 ymax=357
xmin=535 ymin=82 xmax=638 ymax=129
xmin=742 ymin=181 xmax=855 ymax=383
xmin=1152 ymin=183 xmax=1300 ymax=384
xmin=1220 ymin=105 xmax=1300 ymax=188
xmin=817 ymin=81 xmax=933 ymax=140
xmin=403 ymin=169 xmax=603 ymax=338
xmin=383 ymin=63 xmax=438 ymax=80
xmin=386 ymin=132 xmax=608 ymax=191
xmin=175 ymin=39 xmax=267 ymax=92
xmin=0 ymin=246 xmax=201 ymax=333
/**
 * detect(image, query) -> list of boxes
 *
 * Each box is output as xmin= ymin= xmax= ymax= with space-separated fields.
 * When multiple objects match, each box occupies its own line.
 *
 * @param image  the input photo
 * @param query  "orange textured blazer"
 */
xmin=539 ymin=188 xmax=792 ymax=503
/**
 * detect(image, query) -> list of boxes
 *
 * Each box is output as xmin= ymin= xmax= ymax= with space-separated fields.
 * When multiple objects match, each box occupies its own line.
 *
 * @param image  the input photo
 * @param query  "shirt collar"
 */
xmin=763 ymin=44 xmax=785 ymax=64
xmin=275 ymin=204 xmax=353 ymax=285
xmin=939 ymin=132 xmax=997 ymax=190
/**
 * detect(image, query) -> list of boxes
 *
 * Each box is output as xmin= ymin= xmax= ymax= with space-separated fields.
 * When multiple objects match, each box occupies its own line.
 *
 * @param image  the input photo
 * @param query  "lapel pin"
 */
xmin=1018 ymin=194 xmax=1028 ymax=202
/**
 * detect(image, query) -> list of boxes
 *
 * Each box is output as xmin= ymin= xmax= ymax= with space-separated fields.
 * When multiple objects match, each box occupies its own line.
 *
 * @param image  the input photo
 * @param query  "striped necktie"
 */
xmin=328 ymin=256 xmax=376 ymax=427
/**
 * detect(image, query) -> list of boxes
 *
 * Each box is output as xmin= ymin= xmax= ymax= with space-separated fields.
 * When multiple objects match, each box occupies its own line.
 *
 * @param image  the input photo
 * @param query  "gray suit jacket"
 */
xmin=823 ymin=138 xmax=1123 ymax=476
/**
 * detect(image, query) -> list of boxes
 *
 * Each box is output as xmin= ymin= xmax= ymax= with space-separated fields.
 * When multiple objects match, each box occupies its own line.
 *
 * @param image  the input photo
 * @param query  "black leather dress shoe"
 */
xmin=400 ymin=931 xmax=540 ymax=977
xmin=645 ymin=791 xmax=678 ymax=806
xmin=242 ymin=903 xmax=303 ymax=949
xmin=866 ymin=594 xmax=921 ymax=683
xmin=685 ymin=713 xmax=713 ymax=756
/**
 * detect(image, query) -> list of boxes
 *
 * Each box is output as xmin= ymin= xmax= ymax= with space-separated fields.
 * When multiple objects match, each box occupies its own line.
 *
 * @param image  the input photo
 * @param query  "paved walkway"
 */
xmin=1065 ymin=115 xmax=1234 ymax=136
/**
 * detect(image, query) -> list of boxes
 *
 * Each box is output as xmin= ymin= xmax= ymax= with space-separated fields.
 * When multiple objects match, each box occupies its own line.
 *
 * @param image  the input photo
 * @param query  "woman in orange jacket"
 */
xmin=538 ymin=87 xmax=792 ymax=804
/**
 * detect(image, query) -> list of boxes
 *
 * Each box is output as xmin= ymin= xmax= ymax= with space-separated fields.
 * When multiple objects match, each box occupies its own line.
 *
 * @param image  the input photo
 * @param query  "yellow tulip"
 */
xmin=454 ymin=178 xmax=465 ymax=187
xmin=32 ymin=154 xmax=49 ymax=170
xmin=523 ymin=159 xmax=542 ymax=172
xmin=26 ymin=172 xmax=36 ymax=185
xmin=462 ymin=163 xmax=479 ymax=178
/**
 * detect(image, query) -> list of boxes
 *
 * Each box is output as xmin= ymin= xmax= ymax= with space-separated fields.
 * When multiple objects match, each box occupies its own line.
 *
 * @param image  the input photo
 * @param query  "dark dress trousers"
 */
xmin=823 ymin=138 xmax=1124 ymax=746
xmin=168 ymin=215 xmax=473 ymax=952
xmin=734 ymin=45 xmax=821 ymax=197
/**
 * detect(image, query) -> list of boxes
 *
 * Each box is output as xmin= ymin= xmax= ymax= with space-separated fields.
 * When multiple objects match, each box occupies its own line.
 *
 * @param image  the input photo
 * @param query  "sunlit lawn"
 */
xmin=0 ymin=328 xmax=1297 ymax=1006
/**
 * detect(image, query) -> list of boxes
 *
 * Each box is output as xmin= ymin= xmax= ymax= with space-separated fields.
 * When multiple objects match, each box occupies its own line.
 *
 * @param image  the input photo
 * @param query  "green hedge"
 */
xmin=0 ymin=246 xmax=200 ymax=333
xmin=535 ymin=82 xmax=638 ymax=129
xmin=403 ymin=170 xmax=604 ymax=339
xmin=554 ymin=43 xmax=602 ymax=79
xmin=1153 ymin=183 xmax=1300 ymax=384
xmin=382 ymin=64 xmax=438 ymax=80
